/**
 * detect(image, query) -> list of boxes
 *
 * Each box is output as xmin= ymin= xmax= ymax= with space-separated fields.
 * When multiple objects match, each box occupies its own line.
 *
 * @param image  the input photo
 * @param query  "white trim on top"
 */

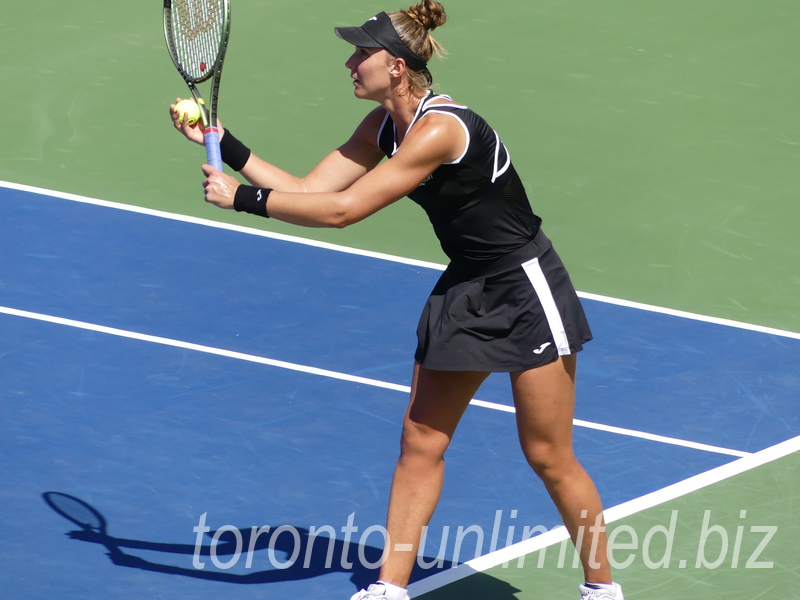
xmin=491 ymin=131 xmax=512 ymax=183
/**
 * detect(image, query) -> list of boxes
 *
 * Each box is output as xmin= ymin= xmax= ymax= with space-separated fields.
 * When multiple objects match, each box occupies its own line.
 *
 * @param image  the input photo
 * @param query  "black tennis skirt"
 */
xmin=414 ymin=230 xmax=592 ymax=372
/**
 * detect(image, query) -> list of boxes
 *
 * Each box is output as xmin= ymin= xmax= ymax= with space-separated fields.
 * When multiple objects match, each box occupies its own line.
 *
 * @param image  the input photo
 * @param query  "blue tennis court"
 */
xmin=1 ymin=184 xmax=798 ymax=600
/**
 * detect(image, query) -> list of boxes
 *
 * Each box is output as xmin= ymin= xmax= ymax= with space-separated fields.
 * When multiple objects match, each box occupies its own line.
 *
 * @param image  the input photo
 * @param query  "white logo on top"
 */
xmin=533 ymin=342 xmax=551 ymax=355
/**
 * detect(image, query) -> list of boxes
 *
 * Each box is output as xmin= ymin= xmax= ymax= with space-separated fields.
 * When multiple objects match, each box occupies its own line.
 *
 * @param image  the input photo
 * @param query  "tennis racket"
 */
xmin=163 ymin=0 xmax=231 ymax=170
xmin=44 ymin=492 xmax=108 ymax=535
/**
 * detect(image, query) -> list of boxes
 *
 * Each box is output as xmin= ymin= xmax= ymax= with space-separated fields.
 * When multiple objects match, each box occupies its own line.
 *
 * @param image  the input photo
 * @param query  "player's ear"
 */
xmin=388 ymin=56 xmax=406 ymax=79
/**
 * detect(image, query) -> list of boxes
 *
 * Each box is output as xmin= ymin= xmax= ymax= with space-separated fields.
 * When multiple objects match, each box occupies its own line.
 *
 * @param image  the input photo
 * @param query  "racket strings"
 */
xmin=169 ymin=0 xmax=226 ymax=81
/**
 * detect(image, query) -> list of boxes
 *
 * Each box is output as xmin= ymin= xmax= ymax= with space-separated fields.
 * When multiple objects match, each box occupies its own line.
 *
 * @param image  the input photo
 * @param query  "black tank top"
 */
xmin=377 ymin=92 xmax=543 ymax=275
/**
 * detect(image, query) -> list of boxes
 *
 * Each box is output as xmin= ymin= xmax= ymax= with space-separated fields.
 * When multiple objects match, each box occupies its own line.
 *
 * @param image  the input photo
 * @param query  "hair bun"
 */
xmin=406 ymin=1 xmax=447 ymax=31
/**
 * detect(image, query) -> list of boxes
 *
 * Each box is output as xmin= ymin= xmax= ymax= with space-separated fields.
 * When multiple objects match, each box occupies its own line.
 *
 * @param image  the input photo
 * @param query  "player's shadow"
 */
xmin=43 ymin=492 xmax=521 ymax=597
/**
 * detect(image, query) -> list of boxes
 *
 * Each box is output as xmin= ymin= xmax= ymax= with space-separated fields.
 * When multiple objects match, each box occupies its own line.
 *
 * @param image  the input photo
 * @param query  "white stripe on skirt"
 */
xmin=521 ymin=256 xmax=571 ymax=356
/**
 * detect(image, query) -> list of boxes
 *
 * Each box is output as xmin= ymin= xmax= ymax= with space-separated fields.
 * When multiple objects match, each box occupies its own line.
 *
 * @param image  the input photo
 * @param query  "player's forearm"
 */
xmin=238 ymin=154 xmax=308 ymax=193
xmin=219 ymin=129 xmax=307 ymax=193
xmin=268 ymin=190 xmax=363 ymax=228
xmin=232 ymin=187 xmax=369 ymax=229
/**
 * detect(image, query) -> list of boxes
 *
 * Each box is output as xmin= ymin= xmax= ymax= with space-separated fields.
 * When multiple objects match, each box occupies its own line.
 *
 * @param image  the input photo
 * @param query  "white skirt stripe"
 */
xmin=521 ymin=256 xmax=571 ymax=355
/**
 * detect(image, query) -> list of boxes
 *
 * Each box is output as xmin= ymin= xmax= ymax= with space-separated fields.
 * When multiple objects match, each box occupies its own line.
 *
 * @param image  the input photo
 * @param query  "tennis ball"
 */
xmin=174 ymin=99 xmax=201 ymax=126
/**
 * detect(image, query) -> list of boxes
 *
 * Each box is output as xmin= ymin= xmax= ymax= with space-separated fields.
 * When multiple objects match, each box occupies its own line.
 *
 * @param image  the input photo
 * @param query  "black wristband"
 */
xmin=234 ymin=185 xmax=271 ymax=218
xmin=219 ymin=129 xmax=251 ymax=171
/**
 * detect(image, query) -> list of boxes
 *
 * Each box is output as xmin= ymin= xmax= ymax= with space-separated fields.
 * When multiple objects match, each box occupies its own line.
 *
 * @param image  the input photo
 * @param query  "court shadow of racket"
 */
xmin=42 ymin=492 xmax=520 ymax=597
xmin=42 ymin=491 xmax=235 ymax=572
xmin=43 ymin=492 xmax=130 ymax=564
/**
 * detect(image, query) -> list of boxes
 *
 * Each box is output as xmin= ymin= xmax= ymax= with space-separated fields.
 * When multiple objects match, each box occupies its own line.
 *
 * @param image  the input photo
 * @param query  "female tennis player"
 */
xmin=171 ymin=2 xmax=623 ymax=599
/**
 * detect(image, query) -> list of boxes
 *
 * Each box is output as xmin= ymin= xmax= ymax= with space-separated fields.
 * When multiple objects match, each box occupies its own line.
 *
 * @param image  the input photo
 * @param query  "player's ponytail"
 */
xmin=402 ymin=1 xmax=447 ymax=35
xmin=389 ymin=1 xmax=447 ymax=93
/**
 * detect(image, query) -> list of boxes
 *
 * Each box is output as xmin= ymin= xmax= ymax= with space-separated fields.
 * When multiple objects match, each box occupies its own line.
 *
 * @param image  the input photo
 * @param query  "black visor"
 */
xmin=334 ymin=12 xmax=428 ymax=73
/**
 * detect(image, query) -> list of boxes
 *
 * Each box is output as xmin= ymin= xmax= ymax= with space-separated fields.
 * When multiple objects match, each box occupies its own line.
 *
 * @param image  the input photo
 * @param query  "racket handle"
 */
xmin=204 ymin=127 xmax=223 ymax=171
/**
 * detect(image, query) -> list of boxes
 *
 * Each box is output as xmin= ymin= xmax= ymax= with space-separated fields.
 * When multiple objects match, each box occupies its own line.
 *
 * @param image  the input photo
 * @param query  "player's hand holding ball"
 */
xmin=169 ymin=98 xmax=209 ymax=145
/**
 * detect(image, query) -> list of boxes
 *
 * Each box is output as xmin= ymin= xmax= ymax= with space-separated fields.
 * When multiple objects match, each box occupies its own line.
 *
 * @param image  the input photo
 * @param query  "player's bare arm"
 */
xmin=236 ymin=106 xmax=388 ymax=194
xmin=203 ymin=112 xmax=465 ymax=226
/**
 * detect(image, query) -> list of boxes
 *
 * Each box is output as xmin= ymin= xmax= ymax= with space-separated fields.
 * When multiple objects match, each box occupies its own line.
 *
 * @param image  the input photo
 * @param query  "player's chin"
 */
xmin=352 ymin=84 xmax=373 ymax=101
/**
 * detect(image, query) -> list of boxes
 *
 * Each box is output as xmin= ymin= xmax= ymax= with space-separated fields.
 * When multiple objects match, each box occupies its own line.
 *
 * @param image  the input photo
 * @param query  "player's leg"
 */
xmin=377 ymin=363 xmax=489 ymax=587
xmin=511 ymin=355 xmax=616 ymax=587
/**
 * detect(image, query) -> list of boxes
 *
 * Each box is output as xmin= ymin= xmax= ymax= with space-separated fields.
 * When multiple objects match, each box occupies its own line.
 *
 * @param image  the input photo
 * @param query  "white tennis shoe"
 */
xmin=579 ymin=582 xmax=624 ymax=600
xmin=350 ymin=583 xmax=410 ymax=600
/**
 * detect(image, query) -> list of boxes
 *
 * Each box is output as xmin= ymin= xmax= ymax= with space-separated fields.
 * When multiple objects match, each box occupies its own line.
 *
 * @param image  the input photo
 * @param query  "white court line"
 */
xmin=470 ymin=399 xmax=750 ymax=458
xmin=572 ymin=418 xmax=750 ymax=458
xmin=577 ymin=291 xmax=800 ymax=341
xmin=0 ymin=305 xmax=749 ymax=459
xmin=2 ymin=178 xmax=799 ymax=341
xmin=0 ymin=306 xmax=410 ymax=394
xmin=408 ymin=434 xmax=800 ymax=597
xmin=0 ymin=180 xmax=446 ymax=272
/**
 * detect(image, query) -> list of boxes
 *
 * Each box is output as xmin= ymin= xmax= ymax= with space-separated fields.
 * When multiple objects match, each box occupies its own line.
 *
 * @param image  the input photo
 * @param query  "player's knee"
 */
xmin=399 ymin=419 xmax=450 ymax=462
xmin=521 ymin=441 xmax=576 ymax=483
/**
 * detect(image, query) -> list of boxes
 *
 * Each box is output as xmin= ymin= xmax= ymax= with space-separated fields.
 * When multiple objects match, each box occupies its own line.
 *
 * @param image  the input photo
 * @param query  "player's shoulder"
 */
xmin=413 ymin=100 xmax=468 ymax=138
xmin=418 ymin=94 xmax=471 ymax=130
xmin=360 ymin=106 xmax=390 ymax=131
xmin=399 ymin=110 xmax=467 ymax=165
xmin=351 ymin=106 xmax=389 ymax=146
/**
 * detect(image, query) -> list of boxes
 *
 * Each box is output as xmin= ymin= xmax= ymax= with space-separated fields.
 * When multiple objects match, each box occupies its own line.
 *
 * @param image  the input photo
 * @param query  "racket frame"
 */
xmin=163 ymin=0 xmax=231 ymax=170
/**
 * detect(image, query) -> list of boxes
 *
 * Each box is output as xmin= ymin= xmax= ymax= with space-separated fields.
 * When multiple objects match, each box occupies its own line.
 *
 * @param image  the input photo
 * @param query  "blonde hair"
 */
xmin=388 ymin=1 xmax=447 ymax=94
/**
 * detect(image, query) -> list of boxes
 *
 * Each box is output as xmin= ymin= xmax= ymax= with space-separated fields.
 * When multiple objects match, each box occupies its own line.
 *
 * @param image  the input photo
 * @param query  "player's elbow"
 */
xmin=326 ymin=207 xmax=351 ymax=229
xmin=328 ymin=195 xmax=365 ymax=229
xmin=327 ymin=214 xmax=350 ymax=229
xmin=330 ymin=213 xmax=360 ymax=229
